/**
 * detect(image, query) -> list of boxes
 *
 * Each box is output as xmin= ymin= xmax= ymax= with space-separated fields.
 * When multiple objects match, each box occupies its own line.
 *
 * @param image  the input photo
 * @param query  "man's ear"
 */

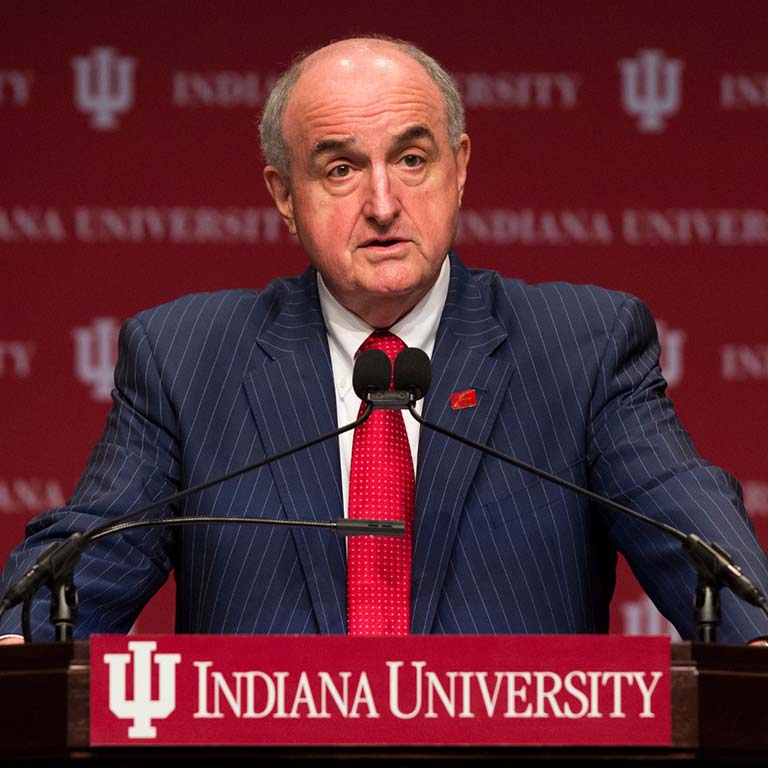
xmin=455 ymin=133 xmax=471 ymax=206
xmin=263 ymin=165 xmax=296 ymax=234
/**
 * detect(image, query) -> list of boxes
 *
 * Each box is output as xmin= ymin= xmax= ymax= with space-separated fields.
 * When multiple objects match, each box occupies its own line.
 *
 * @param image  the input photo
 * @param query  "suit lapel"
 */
xmin=411 ymin=255 xmax=513 ymax=633
xmin=240 ymin=257 xmax=513 ymax=635
xmin=242 ymin=270 xmax=347 ymax=634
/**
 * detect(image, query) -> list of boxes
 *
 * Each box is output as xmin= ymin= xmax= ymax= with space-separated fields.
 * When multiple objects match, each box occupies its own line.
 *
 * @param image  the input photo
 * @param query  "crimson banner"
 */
xmin=89 ymin=635 xmax=671 ymax=746
xmin=1 ymin=2 xmax=766 ymax=635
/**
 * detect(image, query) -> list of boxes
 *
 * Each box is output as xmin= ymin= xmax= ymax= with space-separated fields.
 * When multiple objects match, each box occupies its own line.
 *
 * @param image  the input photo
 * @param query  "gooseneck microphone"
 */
xmin=357 ymin=347 xmax=768 ymax=642
xmin=0 ymin=353 xmax=405 ymax=642
xmin=394 ymin=347 xmax=432 ymax=400
xmin=353 ymin=348 xmax=391 ymax=398
xmin=353 ymin=347 xmax=431 ymax=408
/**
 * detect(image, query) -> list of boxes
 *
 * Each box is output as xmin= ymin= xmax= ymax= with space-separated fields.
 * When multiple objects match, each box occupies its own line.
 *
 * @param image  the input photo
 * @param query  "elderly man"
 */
xmin=1 ymin=36 xmax=767 ymax=643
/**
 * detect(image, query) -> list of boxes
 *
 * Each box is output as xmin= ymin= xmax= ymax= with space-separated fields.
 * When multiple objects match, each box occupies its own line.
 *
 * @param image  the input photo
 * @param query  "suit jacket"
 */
xmin=2 ymin=253 xmax=768 ymax=641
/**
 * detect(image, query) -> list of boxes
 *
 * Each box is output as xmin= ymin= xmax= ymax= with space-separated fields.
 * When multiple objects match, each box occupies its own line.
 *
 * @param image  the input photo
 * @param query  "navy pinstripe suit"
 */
xmin=2 ymin=253 xmax=768 ymax=641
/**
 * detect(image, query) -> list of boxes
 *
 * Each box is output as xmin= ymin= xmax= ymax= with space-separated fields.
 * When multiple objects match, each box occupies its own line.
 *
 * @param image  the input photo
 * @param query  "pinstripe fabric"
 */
xmin=1 ymin=253 xmax=767 ymax=642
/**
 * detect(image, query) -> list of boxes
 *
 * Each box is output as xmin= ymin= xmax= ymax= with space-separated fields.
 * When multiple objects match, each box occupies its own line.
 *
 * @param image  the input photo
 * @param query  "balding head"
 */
xmin=260 ymin=35 xmax=470 ymax=327
xmin=260 ymin=36 xmax=465 ymax=177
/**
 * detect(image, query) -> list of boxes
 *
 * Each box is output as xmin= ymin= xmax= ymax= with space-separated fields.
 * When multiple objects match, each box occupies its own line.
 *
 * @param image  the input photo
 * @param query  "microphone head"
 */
xmin=393 ymin=347 xmax=432 ymax=401
xmin=353 ymin=349 xmax=391 ymax=401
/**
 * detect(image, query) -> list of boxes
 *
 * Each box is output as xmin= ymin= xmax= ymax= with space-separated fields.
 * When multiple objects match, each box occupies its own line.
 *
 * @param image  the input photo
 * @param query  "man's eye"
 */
xmin=401 ymin=154 xmax=424 ymax=168
xmin=329 ymin=164 xmax=352 ymax=178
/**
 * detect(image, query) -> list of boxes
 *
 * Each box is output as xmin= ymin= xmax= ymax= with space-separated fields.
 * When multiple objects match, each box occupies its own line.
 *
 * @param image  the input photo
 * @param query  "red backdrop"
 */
xmin=2 ymin=1 xmax=766 ymax=636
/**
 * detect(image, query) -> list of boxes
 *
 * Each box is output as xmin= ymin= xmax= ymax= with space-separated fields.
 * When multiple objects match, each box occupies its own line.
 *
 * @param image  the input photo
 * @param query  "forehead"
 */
xmin=283 ymin=43 xmax=448 ymax=153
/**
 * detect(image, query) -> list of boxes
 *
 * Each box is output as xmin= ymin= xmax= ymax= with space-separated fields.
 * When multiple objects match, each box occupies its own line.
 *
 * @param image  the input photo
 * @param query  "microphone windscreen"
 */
xmin=353 ymin=349 xmax=391 ymax=400
xmin=393 ymin=348 xmax=432 ymax=400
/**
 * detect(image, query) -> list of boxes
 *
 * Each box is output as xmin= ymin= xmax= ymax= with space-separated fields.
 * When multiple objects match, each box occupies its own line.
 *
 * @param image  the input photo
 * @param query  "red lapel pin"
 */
xmin=450 ymin=389 xmax=478 ymax=411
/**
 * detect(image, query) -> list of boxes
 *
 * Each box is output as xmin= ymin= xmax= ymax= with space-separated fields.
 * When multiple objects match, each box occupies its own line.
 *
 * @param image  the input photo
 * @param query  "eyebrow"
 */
xmin=394 ymin=125 xmax=437 ymax=145
xmin=310 ymin=137 xmax=355 ymax=159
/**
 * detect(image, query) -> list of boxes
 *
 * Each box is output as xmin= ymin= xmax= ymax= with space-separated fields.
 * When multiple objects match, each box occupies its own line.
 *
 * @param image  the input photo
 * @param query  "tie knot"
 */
xmin=358 ymin=331 xmax=406 ymax=368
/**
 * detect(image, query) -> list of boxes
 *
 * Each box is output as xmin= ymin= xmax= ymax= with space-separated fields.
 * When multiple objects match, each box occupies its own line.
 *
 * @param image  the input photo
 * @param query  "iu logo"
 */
xmin=71 ymin=46 xmax=136 ymax=130
xmin=72 ymin=317 xmax=120 ymax=401
xmin=619 ymin=49 xmax=683 ymax=132
xmin=104 ymin=641 xmax=181 ymax=739
xmin=619 ymin=595 xmax=681 ymax=640
xmin=656 ymin=321 xmax=686 ymax=388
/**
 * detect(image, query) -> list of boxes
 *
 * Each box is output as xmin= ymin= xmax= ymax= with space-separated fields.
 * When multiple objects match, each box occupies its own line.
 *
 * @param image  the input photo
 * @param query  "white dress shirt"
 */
xmin=317 ymin=256 xmax=450 ymax=516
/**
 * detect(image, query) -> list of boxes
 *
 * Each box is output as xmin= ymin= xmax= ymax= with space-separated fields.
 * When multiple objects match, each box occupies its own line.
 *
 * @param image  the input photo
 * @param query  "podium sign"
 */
xmin=90 ymin=635 xmax=670 ymax=746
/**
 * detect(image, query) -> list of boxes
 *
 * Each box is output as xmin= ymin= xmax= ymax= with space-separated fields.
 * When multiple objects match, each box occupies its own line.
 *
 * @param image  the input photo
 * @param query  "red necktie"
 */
xmin=347 ymin=331 xmax=414 ymax=635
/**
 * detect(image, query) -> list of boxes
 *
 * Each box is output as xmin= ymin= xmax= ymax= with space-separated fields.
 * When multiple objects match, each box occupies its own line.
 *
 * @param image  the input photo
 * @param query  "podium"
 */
xmin=1 ymin=640 xmax=768 ymax=766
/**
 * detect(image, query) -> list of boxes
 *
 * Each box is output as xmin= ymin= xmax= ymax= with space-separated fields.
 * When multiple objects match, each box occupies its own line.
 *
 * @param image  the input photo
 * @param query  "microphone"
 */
xmin=353 ymin=347 xmax=430 ymax=409
xmin=352 ymin=348 xmax=391 ymax=401
xmin=394 ymin=347 xmax=431 ymax=400
xmin=402 ymin=349 xmax=768 ymax=640
xmin=0 ymin=353 xmax=405 ymax=641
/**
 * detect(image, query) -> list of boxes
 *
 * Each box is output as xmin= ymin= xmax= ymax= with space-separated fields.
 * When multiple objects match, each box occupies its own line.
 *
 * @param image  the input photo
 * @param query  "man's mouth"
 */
xmin=360 ymin=238 xmax=406 ymax=249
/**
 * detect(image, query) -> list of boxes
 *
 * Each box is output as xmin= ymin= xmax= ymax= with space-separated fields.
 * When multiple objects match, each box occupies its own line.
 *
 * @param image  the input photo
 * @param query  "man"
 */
xmin=1 ymin=36 xmax=767 ymax=643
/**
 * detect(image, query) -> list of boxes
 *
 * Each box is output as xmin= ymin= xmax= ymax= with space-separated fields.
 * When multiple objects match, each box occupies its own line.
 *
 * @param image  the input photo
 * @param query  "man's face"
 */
xmin=264 ymin=41 xmax=470 ymax=327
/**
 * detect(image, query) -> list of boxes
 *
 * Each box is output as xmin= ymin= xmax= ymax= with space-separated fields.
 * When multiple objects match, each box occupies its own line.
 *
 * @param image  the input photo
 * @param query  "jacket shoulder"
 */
xmin=111 ymin=271 xmax=321 ymax=390
xmin=467 ymin=267 xmax=652 ymax=331
xmin=471 ymin=268 xmax=633 ymax=318
xmin=126 ymin=271 xmax=318 ymax=343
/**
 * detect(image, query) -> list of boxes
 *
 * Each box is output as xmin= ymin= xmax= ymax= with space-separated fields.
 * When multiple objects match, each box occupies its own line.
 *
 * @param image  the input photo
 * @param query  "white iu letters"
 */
xmin=72 ymin=317 xmax=119 ymax=401
xmin=619 ymin=49 xmax=683 ymax=133
xmin=71 ymin=47 xmax=136 ymax=130
xmin=104 ymin=641 xmax=181 ymax=738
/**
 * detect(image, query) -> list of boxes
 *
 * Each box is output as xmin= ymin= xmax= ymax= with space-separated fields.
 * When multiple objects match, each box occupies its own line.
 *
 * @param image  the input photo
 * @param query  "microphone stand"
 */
xmin=407 ymin=402 xmax=768 ymax=643
xmin=27 ymin=511 xmax=402 ymax=643
xmin=2 ymin=404 xmax=388 ymax=642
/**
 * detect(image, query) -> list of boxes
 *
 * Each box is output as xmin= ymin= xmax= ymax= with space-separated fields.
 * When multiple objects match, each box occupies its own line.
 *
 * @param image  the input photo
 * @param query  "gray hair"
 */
xmin=259 ymin=35 xmax=466 ymax=177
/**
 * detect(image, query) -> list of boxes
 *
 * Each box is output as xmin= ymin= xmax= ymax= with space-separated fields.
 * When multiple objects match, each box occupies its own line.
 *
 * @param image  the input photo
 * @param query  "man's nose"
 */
xmin=361 ymin=166 xmax=401 ymax=226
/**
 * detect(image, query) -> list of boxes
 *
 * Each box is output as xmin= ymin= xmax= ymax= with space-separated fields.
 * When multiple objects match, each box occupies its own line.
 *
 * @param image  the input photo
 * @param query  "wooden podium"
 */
xmin=1 ymin=641 xmax=767 ymax=766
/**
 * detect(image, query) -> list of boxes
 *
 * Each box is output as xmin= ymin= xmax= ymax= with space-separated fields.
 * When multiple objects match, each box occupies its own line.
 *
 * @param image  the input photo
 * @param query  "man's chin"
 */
xmin=359 ymin=273 xmax=428 ymax=303
xmin=361 ymin=257 xmax=432 ymax=291
xmin=351 ymin=278 xmax=433 ymax=326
